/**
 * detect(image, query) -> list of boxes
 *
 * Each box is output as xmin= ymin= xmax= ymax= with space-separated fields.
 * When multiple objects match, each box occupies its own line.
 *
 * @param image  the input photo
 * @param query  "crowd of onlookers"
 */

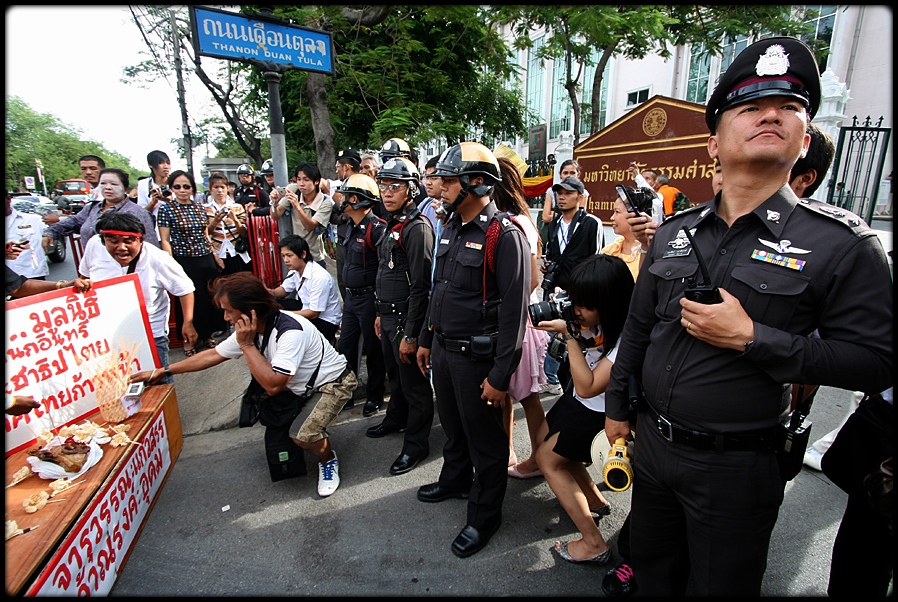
xmin=7 ymin=35 xmax=893 ymax=596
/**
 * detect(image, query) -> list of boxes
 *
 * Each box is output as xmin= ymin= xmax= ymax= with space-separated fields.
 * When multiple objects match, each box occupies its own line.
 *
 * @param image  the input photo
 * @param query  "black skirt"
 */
xmin=544 ymin=386 xmax=606 ymax=464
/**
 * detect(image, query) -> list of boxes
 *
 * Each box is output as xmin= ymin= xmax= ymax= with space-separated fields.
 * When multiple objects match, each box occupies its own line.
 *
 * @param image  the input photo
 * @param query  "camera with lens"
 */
xmin=159 ymin=185 xmax=171 ymax=197
xmin=540 ymin=261 xmax=559 ymax=292
xmin=528 ymin=290 xmax=576 ymax=326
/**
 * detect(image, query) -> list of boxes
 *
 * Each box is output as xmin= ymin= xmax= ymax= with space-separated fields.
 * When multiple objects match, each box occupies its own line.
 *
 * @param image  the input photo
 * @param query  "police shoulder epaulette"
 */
xmin=796 ymin=198 xmax=870 ymax=234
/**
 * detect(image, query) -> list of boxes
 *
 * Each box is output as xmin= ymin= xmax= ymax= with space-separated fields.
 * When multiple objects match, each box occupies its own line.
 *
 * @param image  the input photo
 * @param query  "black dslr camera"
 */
xmin=528 ymin=290 xmax=576 ymax=326
xmin=540 ymin=261 xmax=559 ymax=294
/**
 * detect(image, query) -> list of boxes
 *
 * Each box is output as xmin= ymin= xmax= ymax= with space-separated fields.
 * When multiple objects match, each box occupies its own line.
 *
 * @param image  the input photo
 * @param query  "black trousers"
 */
xmin=828 ymin=490 xmax=893 ymax=596
xmin=629 ymin=418 xmax=784 ymax=596
xmin=173 ymin=253 xmax=222 ymax=340
xmin=337 ymin=290 xmax=385 ymax=401
xmin=379 ymin=314 xmax=434 ymax=458
xmin=431 ymin=342 xmax=507 ymax=531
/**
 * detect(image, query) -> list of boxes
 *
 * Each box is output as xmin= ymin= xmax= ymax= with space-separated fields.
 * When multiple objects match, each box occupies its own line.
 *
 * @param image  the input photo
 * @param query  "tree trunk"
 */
xmin=305 ymin=74 xmax=336 ymax=180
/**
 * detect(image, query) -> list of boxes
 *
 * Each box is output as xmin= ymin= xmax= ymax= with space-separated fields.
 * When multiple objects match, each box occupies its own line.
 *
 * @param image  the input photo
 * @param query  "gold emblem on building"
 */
xmin=643 ymin=108 xmax=667 ymax=137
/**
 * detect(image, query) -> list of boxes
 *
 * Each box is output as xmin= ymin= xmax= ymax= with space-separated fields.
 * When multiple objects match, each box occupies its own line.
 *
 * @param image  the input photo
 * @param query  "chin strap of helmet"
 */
xmin=443 ymin=175 xmax=493 ymax=218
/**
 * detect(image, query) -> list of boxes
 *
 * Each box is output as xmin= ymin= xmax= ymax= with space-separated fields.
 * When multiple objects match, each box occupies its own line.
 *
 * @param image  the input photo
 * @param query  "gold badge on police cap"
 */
xmin=755 ymin=44 xmax=790 ymax=77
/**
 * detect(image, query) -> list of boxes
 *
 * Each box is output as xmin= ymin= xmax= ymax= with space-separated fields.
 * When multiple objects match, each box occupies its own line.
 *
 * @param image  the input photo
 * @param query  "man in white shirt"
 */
xmin=268 ymin=234 xmax=343 ymax=346
xmin=78 ymin=212 xmax=196 ymax=384
xmin=130 ymin=272 xmax=357 ymax=497
xmin=6 ymin=195 xmax=49 ymax=279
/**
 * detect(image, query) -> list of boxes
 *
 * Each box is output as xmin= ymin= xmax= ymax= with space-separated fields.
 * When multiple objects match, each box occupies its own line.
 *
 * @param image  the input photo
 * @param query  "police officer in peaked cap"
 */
xmin=705 ymin=36 xmax=822 ymax=134
xmin=603 ymin=36 xmax=892 ymax=596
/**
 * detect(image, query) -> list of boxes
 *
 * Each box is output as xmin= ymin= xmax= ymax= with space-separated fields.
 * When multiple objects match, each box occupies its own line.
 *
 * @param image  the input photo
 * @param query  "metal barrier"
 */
xmin=247 ymin=213 xmax=284 ymax=288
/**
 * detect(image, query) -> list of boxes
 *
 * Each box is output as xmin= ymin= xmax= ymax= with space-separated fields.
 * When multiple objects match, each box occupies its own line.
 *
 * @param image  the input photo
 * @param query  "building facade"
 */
xmin=419 ymin=5 xmax=892 ymax=217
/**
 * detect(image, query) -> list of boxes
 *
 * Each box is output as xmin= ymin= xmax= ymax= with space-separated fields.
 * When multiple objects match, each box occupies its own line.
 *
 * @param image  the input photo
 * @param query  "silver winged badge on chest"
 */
xmin=758 ymin=238 xmax=811 ymax=254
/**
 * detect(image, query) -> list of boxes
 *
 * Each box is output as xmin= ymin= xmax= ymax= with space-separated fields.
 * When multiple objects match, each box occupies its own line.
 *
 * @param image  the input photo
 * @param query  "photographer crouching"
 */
xmin=131 ymin=272 xmax=357 ymax=497
xmin=531 ymin=254 xmax=635 ymax=565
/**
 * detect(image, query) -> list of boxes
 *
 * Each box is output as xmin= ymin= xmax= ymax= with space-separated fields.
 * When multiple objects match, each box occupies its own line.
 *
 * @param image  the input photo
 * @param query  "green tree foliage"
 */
xmin=125 ymin=6 xmax=527 ymax=178
xmin=5 ymin=96 xmax=145 ymax=193
xmin=495 ymin=6 xmax=815 ymax=142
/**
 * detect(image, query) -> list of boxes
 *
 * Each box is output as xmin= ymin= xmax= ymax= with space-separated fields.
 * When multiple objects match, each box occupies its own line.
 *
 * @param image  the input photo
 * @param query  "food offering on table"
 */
xmin=23 ymin=418 xmax=134 ymax=483
xmin=109 ymin=424 xmax=139 ymax=448
xmin=48 ymin=478 xmax=85 ymax=498
xmin=23 ymin=491 xmax=50 ymax=514
xmin=5 ymin=520 xmax=40 ymax=541
xmin=7 ymin=465 xmax=34 ymax=488
xmin=28 ymin=440 xmax=93 ymax=474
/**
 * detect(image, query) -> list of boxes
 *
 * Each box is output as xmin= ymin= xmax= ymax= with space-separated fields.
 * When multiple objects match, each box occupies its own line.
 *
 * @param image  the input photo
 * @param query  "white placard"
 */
xmin=5 ymin=274 xmax=158 ymax=455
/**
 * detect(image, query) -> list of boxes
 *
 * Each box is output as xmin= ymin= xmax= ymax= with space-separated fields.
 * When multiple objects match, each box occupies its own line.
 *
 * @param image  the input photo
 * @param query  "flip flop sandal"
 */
xmin=553 ymin=541 xmax=613 ymax=565
xmin=204 ymin=338 xmax=219 ymax=349
xmin=183 ymin=346 xmax=198 ymax=357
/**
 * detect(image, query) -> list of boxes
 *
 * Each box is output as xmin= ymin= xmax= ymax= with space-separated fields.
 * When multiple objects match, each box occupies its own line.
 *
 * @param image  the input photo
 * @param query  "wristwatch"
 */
xmin=562 ymin=333 xmax=576 ymax=342
xmin=403 ymin=336 xmax=418 ymax=344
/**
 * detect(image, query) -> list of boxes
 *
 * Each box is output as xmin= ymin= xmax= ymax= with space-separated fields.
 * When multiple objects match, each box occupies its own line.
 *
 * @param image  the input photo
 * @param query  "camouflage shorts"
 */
xmin=290 ymin=368 xmax=357 ymax=444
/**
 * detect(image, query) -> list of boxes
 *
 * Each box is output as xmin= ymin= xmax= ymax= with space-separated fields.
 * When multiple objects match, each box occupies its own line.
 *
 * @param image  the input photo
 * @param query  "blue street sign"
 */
xmin=189 ymin=6 xmax=334 ymax=75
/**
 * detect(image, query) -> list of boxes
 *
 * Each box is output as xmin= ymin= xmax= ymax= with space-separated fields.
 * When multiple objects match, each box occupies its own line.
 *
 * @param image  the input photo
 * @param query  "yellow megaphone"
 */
xmin=591 ymin=430 xmax=635 ymax=492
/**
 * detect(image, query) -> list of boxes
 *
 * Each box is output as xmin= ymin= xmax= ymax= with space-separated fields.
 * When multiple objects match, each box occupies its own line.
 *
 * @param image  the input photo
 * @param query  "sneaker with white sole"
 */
xmin=540 ymin=382 xmax=563 ymax=396
xmin=317 ymin=453 xmax=340 ymax=497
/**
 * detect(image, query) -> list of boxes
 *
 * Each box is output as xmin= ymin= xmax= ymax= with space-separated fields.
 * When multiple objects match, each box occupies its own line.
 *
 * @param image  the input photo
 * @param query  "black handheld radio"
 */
xmin=681 ymin=227 xmax=723 ymax=304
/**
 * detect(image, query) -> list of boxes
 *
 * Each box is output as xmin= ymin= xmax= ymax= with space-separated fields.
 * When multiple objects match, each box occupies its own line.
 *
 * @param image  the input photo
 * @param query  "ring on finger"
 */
xmin=686 ymin=321 xmax=692 ymax=330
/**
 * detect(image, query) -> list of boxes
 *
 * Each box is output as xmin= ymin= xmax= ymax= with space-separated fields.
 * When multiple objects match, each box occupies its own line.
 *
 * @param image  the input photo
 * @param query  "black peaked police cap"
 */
xmin=705 ymin=36 xmax=821 ymax=134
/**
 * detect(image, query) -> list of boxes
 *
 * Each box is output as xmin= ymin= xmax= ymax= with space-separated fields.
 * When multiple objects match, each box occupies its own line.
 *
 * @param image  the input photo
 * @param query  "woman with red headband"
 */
xmin=79 ymin=211 xmax=196 ymax=383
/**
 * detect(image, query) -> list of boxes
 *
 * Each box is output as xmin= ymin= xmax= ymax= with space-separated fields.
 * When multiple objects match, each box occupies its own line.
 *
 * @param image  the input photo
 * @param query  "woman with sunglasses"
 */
xmin=157 ymin=170 xmax=222 ymax=355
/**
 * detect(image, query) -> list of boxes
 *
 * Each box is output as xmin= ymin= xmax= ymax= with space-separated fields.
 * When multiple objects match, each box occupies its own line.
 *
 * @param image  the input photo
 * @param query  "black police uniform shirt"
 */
xmin=341 ymin=211 xmax=385 ymax=290
xmin=606 ymin=186 xmax=893 ymax=434
xmin=419 ymin=201 xmax=530 ymax=392
xmin=234 ymin=185 xmax=272 ymax=216
xmin=375 ymin=201 xmax=435 ymax=340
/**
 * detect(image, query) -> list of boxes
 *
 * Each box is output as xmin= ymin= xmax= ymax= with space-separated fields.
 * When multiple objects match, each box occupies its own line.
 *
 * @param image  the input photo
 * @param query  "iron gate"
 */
xmin=827 ymin=116 xmax=891 ymax=224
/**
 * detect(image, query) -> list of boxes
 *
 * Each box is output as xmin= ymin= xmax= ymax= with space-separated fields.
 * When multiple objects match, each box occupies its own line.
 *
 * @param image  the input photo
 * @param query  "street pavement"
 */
xmin=41 ymin=221 xmax=890 ymax=596
xmin=108 ymin=381 xmax=856 ymax=596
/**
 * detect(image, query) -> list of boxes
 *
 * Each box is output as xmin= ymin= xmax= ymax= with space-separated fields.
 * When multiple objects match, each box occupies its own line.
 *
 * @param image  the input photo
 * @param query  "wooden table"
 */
xmin=5 ymin=384 xmax=182 ymax=596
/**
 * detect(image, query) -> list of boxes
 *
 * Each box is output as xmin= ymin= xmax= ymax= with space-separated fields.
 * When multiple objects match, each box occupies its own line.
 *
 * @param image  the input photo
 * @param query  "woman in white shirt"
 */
xmin=533 ymin=254 xmax=635 ymax=565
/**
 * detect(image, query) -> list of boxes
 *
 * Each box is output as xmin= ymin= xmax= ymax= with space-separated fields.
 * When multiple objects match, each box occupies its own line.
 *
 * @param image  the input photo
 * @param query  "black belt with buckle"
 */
xmin=434 ymin=331 xmax=497 ymax=355
xmin=345 ymin=285 xmax=375 ymax=297
xmin=376 ymin=299 xmax=409 ymax=314
xmin=643 ymin=402 xmax=775 ymax=453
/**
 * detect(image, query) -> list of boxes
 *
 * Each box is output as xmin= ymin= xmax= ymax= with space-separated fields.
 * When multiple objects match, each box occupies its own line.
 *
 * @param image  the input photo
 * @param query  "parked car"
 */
xmin=10 ymin=194 xmax=67 ymax=263
xmin=54 ymin=178 xmax=93 ymax=214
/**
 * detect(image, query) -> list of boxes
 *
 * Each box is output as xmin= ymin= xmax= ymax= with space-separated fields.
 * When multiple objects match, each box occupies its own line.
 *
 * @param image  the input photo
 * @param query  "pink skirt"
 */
xmin=508 ymin=322 xmax=550 ymax=402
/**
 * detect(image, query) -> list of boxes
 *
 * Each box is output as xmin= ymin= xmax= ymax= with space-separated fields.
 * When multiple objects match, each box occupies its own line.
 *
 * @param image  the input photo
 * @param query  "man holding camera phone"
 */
xmin=603 ymin=37 xmax=893 ymax=596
